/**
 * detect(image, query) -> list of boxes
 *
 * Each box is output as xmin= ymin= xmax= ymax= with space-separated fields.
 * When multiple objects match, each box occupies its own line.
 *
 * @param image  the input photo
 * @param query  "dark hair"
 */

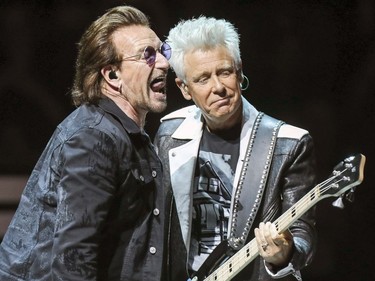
xmin=71 ymin=6 xmax=149 ymax=106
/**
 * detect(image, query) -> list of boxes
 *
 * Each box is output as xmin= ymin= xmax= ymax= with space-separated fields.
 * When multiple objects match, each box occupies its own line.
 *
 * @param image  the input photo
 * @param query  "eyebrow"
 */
xmin=192 ymin=70 xmax=211 ymax=79
xmin=132 ymin=46 xmax=146 ymax=55
xmin=192 ymin=64 xmax=235 ymax=78
xmin=123 ymin=45 xmax=146 ymax=60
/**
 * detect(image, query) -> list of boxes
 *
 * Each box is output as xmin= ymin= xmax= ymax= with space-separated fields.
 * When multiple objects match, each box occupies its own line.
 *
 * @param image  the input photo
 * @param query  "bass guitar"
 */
xmin=191 ymin=153 xmax=366 ymax=281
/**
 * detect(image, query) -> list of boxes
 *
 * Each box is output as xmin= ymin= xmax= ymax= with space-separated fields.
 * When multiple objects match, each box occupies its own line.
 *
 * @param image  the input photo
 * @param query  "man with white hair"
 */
xmin=155 ymin=16 xmax=317 ymax=281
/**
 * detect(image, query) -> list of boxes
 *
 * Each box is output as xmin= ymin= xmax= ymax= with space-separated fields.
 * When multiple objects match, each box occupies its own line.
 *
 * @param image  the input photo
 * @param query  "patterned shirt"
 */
xmin=189 ymin=125 xmax=240 ymax=272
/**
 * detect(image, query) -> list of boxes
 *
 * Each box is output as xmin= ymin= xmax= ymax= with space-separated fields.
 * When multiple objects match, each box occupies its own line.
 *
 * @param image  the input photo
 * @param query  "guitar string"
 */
xmin=204 ymin=168 xmax=349 ymax=280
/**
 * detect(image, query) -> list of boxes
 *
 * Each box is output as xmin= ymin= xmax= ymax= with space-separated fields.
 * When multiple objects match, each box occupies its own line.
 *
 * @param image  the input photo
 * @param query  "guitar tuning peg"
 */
xmin=345 ymin=187 xmax=356 ymax=203
xmin=332 ymin=195 xmax=345 ymax=209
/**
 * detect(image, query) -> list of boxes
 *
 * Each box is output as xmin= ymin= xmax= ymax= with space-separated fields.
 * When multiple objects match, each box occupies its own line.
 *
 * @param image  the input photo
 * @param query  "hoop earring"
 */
xmin=240 ymin=75 xmax=249 ymax=91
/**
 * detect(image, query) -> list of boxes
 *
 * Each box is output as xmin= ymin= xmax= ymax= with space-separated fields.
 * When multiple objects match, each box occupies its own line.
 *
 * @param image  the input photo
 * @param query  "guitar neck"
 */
xmin=203 ymin=185 xmax=322 ymax=281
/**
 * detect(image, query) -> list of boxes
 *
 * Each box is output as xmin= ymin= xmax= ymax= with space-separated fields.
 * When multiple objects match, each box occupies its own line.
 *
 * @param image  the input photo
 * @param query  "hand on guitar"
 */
xmin=255 ymin=221 xmax=294 ymax=270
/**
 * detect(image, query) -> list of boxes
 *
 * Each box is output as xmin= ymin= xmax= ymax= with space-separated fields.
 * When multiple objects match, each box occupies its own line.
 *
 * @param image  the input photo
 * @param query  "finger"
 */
xmin=263 ymin=222 xmax=273 ymax=242
xmin=281 ymin=228 xmax=293 ymax=240
xmin=255 ymin=226 xmax=269 ymax=253
xmin=254 ymin=227 xmax=265 ymax=246
xmin=257 ymin=222 xmax=267 ymax=241
xmin=272 ymin=229 xmax=294 ymax=248
xmin=270 ymin=222 xmax=280 ymax=239
xmin=269 ymin=223 xmax=289 ymax=246
xmin=258 ymin=222 xmax=266 ymax=232
xmin=270 ymin=222 xmax=277 ymax=234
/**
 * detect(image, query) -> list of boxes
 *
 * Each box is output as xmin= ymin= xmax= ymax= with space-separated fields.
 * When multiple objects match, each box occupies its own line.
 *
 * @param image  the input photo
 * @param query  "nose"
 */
xmin=155 ymin=52 xmax=170 ymax=70
xmin=211 ymin=75 xmax=225 ymax=94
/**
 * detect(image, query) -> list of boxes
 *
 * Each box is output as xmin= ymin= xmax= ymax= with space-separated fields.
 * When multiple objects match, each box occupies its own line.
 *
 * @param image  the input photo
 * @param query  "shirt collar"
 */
xmin=98 ymin=97 xmax=142 ymax=135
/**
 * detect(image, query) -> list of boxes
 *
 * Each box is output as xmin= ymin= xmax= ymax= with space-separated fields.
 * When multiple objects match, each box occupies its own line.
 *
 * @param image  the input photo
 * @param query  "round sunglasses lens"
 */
xmin=144 ymin=46 xmax=156 ymax=65
xmin=161 ymin=43 xmax=171 ymax=60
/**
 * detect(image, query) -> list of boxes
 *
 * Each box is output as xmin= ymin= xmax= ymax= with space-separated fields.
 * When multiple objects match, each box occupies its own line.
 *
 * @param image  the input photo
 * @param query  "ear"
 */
xmin=236 ymin=62 xmax=244 ymax=83
xmin=101 ymin=66 xmax=119 ymax=86
xmin=175 ymin=78 xmax=192 ymax=101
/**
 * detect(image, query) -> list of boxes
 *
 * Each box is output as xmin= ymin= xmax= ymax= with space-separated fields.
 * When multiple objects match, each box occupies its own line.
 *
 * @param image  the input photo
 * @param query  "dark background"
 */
xmin=0 ymin=0 xmax=374 ymax=280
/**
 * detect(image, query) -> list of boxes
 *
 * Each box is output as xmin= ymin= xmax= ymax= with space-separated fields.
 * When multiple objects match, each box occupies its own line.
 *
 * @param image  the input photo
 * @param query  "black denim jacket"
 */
xmin=0 ymin=97 xmax=166 ymax=281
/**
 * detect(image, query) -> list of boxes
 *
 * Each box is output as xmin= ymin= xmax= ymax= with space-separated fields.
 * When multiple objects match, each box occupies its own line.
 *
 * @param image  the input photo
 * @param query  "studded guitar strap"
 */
xmin=228 ymin=112 xmax=284 ymax=250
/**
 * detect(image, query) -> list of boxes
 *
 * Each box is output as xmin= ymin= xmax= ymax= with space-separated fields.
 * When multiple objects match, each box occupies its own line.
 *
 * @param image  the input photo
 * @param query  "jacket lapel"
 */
xmin=167 ymin=99 xmax=260 ymax=248
xmin=168 ymin=109 xmax=203 ymax=248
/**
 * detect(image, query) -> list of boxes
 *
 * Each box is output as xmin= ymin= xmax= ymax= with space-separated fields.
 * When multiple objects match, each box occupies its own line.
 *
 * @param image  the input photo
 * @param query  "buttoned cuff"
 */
xmin=264 ymin=261 xmax=302 ymax=280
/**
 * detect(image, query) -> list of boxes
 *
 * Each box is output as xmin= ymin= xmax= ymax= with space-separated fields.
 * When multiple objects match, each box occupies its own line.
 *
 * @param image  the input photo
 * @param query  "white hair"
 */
xmin=166 ymin=16 xmax=242 ymax=82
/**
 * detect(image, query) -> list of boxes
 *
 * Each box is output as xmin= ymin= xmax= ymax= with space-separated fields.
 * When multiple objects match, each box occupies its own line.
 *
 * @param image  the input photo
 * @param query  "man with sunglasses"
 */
xmin=155 ymin=16 xmax=317 ymax=281
xmin=0 ymin=5 xmax=170 ymax=281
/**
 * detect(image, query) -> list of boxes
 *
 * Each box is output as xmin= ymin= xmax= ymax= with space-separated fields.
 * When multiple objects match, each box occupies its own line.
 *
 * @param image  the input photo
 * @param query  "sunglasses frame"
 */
xmin=122 ymin=42 xmax=171 ymax=66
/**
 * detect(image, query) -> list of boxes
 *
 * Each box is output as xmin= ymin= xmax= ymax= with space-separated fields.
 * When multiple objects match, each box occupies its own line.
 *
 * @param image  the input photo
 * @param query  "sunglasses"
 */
xmin=122 ymin=42 xmax=171 ymax=66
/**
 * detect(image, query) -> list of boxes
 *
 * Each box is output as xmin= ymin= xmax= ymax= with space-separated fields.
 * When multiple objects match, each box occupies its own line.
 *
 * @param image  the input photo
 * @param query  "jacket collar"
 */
xmin=98 ymin=97 xmax=142 ymax=135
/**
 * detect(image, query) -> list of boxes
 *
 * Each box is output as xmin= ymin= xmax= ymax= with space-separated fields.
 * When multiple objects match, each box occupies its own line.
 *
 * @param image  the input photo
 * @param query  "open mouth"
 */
xmin=150 ymin=76 xmax=166 ymax=93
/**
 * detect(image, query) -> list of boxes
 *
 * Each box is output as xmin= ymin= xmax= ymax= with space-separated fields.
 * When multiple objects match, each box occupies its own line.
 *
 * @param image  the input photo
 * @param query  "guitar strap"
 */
xmin=192 ymin=112 xmax=284 ymax=280
xmin=228 ymin=112 xmax=284 ymax=250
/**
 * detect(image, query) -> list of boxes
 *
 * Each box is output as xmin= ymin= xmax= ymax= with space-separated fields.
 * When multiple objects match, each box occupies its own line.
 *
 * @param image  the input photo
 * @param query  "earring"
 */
xmin=240 ymin=75 xmax=249 ymax=91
